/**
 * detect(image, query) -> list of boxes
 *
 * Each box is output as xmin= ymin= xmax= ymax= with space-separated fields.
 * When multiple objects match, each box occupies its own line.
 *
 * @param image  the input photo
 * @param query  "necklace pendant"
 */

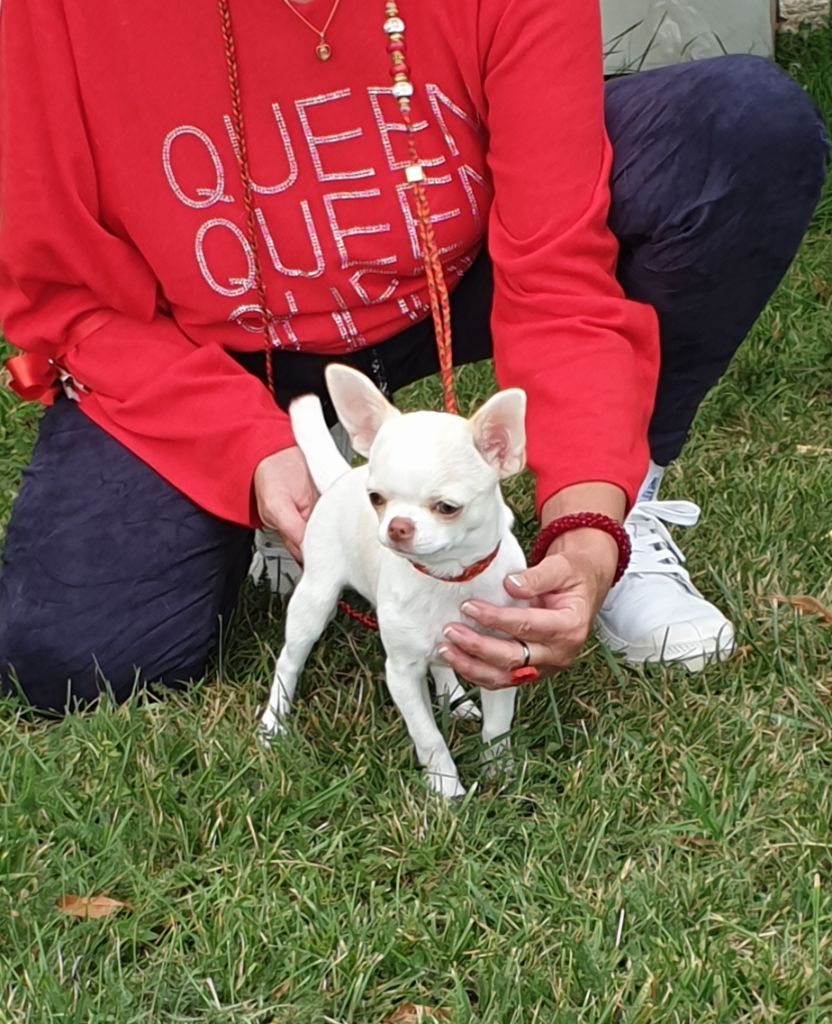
xmin=316 ymin=40 xmax=332 ymax=61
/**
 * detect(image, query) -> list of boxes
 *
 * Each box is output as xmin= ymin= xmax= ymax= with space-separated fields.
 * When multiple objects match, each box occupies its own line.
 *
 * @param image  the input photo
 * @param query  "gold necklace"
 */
xmin=280 ymin=0 xmax=343 ymax=61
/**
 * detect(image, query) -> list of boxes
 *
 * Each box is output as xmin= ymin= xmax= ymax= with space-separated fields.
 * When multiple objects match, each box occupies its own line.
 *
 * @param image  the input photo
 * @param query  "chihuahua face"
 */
xmin=328 ymin=367 xmax=526 ymax=570
xmin=366 ymin=413 xmax=506 ymax=561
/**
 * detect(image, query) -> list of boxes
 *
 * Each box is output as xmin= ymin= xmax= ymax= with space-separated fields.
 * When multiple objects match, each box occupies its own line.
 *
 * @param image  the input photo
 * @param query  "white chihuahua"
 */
xmin=260 ymin=364 xmax=528 ymax=798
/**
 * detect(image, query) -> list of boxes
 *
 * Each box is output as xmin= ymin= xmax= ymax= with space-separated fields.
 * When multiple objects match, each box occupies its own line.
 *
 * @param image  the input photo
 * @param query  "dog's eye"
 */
xmin=433 ymin=501 xmax=461 ymax=517
xmin=368 ymin=491 xmax=386 ymax=508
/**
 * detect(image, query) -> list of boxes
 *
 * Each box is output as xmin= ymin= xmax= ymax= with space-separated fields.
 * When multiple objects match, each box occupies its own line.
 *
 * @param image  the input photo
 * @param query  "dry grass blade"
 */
xmin=733 ymin=643 xmax=755 ymax=661
xmin=795 ymin=444 xmax=832 ymax=455
xmin=56 ymin=895 xmax=129 ymax=919
xmin=772 ymin=595 xmax=832 ymax=625
xmin=384 ymin=1005 xmax=450 ymax=1023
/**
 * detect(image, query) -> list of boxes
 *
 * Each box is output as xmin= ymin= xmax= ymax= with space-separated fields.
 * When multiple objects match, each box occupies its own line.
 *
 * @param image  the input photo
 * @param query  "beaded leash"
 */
xmin=382 ymin=2 xmax=457 ymax=414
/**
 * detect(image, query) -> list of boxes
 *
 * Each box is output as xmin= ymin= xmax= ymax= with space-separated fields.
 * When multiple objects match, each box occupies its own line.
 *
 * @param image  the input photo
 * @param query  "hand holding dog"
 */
xmin=253 ymin=446 xmax=318 ymax=563
xmin=439 ymin=483 xmax=624 ymax=690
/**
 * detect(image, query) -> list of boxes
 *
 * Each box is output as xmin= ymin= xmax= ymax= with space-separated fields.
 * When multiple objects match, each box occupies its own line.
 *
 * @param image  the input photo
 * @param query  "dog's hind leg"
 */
xmin=480 ymin=686 xmax=517 ymax=773
xmin=430 ymin=663 xmax=481 ymax=721
xmin=385 ymin=657 xmax=466 ymax=800
xmin=260 ymin=574 xmax=341 ymax=743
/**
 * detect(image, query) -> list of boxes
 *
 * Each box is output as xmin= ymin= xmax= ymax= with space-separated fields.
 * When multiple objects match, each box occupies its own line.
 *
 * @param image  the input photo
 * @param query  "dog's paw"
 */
xmin=425 ymin=769 xmax=467 ymax=801
xmin=258 ymin=709 xmax=288 ymax=748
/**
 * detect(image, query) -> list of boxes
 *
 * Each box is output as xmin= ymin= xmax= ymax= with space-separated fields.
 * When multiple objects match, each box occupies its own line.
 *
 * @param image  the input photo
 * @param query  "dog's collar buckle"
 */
xmin=411 ymin=543 xmax=501 ymax=583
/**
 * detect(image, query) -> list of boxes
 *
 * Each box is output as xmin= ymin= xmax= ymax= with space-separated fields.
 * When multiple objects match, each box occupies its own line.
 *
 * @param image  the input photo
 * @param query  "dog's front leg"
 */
xmin=385 ymin=656 xmax=465 ymax=800
xmin=260 ymin=575 xmax=341 ymax=742
xmin=480 ymin=686 xmax=517 ymax=772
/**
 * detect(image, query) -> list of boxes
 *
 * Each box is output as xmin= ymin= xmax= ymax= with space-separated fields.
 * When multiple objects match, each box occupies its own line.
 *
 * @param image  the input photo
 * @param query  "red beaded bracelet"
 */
xmin=529 ymin=512 xmax=632 ymax=586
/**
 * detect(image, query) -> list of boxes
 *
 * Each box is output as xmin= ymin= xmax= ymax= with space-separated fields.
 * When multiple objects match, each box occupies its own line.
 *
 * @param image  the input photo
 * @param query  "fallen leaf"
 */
xmin=384 ymin=1004 xmax=450 ymax=1023
xmin=772 ymin=595 xmax=832 ymax=626
xmin=56 ymin=894 xmax=129 ymax=919
xmin=810 ymin=276 xmax=832 ymax=302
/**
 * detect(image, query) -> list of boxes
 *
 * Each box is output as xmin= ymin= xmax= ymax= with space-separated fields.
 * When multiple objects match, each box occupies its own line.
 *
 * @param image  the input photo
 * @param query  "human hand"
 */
xmin=437 ymin=529 xmax=619 ymax=691
xmin=253 ymin=446 xmax=318 ymax=563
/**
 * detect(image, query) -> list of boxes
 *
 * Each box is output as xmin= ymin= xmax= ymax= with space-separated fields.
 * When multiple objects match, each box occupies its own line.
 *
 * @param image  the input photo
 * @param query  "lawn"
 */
xmin=1 ymin=28 xmax=832 ymax=1024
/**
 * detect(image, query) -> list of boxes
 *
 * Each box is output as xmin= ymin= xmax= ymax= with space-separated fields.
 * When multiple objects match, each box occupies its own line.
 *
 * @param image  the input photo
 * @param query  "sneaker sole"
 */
xmin=596 ymin=622 xmax=736 ymax=674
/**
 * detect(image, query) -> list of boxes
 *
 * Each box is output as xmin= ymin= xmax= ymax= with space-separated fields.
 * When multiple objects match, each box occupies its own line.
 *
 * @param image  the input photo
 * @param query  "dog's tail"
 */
xmin=289 ymin=395 xmax=351 ymax=493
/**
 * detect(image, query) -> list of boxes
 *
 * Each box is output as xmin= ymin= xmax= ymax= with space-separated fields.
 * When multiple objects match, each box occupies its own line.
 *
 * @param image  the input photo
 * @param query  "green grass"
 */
xmin=2 ymin=30 xmax=832 ymax=1023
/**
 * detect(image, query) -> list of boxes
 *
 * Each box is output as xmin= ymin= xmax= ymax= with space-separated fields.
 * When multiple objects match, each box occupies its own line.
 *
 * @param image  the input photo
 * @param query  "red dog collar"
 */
xmin=411 ymin=543 xmax=501 ymax=583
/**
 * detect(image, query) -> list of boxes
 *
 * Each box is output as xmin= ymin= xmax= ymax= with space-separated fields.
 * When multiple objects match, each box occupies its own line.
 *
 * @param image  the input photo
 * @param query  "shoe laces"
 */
xmin=624 ymin=499 xmax=701 ymax=583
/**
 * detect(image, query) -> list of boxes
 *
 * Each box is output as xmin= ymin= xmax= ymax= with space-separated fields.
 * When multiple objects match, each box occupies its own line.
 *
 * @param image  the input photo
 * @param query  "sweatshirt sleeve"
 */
xmin=0 ymin=0 xmax=292 ymax=527
xmin=479 ymin=0 xmax=660 ymax=512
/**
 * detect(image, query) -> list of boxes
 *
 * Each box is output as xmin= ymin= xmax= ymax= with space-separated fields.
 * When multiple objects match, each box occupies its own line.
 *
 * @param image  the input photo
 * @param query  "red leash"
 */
xmin=337 ymin=600 xmax=380 ymax=631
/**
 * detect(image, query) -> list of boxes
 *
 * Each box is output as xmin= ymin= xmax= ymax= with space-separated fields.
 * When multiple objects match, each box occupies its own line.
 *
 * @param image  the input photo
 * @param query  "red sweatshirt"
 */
xmin=0 ymin=0 xmax=659 ymax=527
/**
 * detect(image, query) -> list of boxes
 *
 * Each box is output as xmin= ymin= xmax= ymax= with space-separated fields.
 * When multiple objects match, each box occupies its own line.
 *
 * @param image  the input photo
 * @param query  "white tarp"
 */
xmin=602 ymin=0 xmax=776 ymax=73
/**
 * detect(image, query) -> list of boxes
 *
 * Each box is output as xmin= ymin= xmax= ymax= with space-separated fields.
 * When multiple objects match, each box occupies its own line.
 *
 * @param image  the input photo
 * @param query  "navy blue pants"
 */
xmin=1 ymin=56 xmax=828 ymax=711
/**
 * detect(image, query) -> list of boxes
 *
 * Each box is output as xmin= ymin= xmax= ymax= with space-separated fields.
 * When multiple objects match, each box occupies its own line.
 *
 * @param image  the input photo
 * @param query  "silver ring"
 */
xmin=518 ymin=640 xmax=531 ymax=668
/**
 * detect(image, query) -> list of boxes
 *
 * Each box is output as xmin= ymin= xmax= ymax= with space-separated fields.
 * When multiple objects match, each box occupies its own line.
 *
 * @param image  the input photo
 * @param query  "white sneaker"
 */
xmin=249 ymin=529 xmax=303 ymax=596
xmin=248 ymin=423 xmax=354 ymax=595
xmin=595 ymin=499 xmax=735 ymax=672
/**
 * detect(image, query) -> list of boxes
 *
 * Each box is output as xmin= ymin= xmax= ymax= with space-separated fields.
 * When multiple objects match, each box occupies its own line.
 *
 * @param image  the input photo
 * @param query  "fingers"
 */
xmin=282 ymin=537 xmax=303 ymax=565
xmin=442 ymin=624 xmax=546 ymax=673
xmin=460 ymin=599 xmax=583 ymax=641
xmin=504 ymin=554 xmax=572 ymax=599
xmin=438 ymin=624 xmax=556 ymax=691
xmin=437 ymin=640 xmax=524 ymax=691
xmin=253 ymin=446 xmax=318 ymax=557
xmin=439 ymin=596 xmax=591 ymax=689
xmin=442 ymin=615 xmax=580 ymax=675
xmin=280 ymin=505 xmax=306 ymax=544
xmin=261 ymin=500 xmax=307 ymax=563
xmin=275 ymin=506 xmax=306 ymax=562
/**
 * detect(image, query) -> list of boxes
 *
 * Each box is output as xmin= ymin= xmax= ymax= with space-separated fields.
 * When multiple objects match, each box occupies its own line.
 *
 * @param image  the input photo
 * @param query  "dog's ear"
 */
xmin=325 ymin=364 xmax=400 ymax=457
xmin=469 ymin=388 xmax=527 ymax=479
